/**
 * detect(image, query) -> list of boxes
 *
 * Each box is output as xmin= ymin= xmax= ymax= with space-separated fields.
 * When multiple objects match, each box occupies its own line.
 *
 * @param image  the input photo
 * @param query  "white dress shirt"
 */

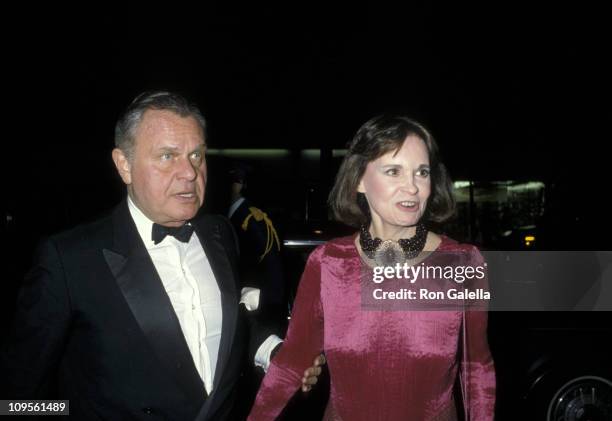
xmin=128 ymin=197 xmax=282 ymax=394
xmin=128 ymin=197 xmax=222 ymax=394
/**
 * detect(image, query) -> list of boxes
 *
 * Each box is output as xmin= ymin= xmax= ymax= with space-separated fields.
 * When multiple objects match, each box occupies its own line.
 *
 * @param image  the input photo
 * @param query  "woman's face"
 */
xmin=357 ymin=135 xmax=431 ymax=237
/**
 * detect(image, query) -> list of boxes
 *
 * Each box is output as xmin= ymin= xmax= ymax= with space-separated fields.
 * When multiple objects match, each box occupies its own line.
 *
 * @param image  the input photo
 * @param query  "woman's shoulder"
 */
xmin=309 ymin=234 xmax=357 ymax=260
xmin=326 ymin=234 xmax=357 ymax=246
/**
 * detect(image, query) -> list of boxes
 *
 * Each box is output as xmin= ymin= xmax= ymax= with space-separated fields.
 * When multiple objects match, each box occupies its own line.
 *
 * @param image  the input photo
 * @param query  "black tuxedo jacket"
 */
xmin=1 ymin=200 xmax=270 ymax=420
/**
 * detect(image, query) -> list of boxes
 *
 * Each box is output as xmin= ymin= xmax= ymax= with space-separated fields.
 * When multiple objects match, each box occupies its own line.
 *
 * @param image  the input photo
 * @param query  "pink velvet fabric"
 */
xmin=248 ymin=235 xmax=496 ymax=420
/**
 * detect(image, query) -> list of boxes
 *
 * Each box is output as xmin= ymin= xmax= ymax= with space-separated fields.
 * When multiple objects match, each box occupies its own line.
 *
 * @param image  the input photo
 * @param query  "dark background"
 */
xmin=4 ymin=3 xmax=611 ymax=236
xmin=4 ymin=2 xmax=611 ymax=285
xmin=3 ymin=3 xmax=612 ymax=419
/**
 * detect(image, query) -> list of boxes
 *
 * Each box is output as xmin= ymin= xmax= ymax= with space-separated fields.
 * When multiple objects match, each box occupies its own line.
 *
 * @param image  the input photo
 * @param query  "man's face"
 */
xmin=113 ymin=109 xmax=207 ymax=227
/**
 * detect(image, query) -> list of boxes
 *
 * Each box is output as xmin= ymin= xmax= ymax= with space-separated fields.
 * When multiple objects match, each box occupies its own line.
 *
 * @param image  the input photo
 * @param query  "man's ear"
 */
xmin=112 ymin=148 xmax=132 ymax=185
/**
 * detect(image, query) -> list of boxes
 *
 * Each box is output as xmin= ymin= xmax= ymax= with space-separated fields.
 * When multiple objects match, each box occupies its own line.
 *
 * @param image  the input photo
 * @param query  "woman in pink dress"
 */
xmin=249 ymin=115 xmax=496 ymax=420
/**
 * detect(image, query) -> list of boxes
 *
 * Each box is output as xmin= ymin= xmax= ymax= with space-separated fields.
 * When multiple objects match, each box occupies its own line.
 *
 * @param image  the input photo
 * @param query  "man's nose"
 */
xmin=176 ymin=156 xmax=198 ymax=181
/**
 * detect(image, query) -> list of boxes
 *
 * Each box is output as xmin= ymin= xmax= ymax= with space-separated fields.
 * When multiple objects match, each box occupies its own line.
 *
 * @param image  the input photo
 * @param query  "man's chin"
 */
xmin=167 ymin=205 xmax=200 ymax=222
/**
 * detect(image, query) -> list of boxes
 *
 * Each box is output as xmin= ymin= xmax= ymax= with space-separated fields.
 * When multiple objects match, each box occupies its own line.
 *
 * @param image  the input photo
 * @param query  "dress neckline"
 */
xmin=350 ymin=232 xmax=451 ymax=269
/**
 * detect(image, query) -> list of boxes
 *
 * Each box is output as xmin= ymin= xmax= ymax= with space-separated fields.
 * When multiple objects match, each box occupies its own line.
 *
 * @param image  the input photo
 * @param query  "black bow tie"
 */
xmin=151 ymin=223 xmax=195 ymax=245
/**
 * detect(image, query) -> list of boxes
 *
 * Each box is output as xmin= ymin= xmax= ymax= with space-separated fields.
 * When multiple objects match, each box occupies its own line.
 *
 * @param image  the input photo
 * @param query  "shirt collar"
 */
xmin=127 ymin=195 xmax=196 ymax=250
xmin=127 ymin=195 xmax=158 ymax=249
xmin=228 ymin=197 xmax=246 ymax=218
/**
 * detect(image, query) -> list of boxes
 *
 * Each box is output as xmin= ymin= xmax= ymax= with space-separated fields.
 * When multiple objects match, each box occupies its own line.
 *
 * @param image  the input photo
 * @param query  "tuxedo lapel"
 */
xmin=103 ymin=201 xmax=207 ymax=404
xmin=192 ymin=217 xmax=239 ymax=420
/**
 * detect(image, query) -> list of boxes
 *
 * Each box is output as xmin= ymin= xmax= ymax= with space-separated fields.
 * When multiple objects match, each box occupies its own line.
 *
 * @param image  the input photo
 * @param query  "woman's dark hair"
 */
xmin=329 ymin=115 xmax=455 ymax=227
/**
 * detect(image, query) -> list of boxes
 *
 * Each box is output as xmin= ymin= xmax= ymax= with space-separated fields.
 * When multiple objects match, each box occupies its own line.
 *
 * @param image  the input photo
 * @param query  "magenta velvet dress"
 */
xmin=248 ymin=235 xmax=496 ymax=421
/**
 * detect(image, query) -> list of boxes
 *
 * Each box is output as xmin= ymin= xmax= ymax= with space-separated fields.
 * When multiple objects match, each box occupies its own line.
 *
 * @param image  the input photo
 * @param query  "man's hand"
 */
xmin=301 ymin=354 xmax=326 ymax=392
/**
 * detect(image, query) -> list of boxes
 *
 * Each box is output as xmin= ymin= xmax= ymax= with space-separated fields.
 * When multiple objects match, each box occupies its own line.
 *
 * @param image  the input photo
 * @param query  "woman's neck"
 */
xmin=368 ymin=220 xmax=418 ymax=241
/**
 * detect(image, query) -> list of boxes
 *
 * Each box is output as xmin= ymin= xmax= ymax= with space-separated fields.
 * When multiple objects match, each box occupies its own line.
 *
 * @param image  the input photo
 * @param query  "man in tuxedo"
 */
xmin=1 ymin=91 xmax=322 ymax=420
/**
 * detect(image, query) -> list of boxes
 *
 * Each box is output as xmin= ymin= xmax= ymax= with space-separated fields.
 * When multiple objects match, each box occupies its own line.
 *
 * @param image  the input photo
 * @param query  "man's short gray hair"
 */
xmin=114 ymin=91 xmax=207 ymax=160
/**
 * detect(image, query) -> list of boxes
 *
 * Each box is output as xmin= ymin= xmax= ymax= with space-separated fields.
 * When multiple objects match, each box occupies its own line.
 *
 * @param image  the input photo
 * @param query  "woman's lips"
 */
xmin=396 ymin=201 xmax=420 ymax=212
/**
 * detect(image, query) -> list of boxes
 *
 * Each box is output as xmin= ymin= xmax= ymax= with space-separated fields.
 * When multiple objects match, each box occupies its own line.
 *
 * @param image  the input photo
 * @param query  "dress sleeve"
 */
xmin=460 ymin=246 xmax=496 ymax=420
xmin=248 ymin=246 xmax=326 ymax=420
